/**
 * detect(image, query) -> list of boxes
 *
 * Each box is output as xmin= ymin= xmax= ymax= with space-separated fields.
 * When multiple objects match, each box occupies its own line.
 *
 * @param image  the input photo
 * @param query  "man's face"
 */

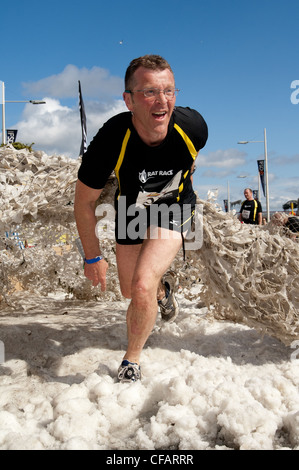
xmin=123 ymin=67 xmax=176 ymax=145
xmin=244 ymin=189 xmax=252 ymax=200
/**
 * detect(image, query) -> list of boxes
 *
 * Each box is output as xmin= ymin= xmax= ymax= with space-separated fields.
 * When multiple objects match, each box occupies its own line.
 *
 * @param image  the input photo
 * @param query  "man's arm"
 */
xmin=238 ymin=210 xmax=243 ymax=222
xmin=74 ymin=179 xmax=108 ymax=290
xmin=257 ymin=201 xmax=263 ymax=225
xmin=190 ymin=159 xmax=197 ymax=185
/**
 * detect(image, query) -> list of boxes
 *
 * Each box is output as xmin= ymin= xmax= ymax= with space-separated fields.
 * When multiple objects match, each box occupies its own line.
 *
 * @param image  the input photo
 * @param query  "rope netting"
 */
xmin=1 ymin=145 xmax=298 ymax=345
xmin=181 ymin=197 xmax=299 ymax=345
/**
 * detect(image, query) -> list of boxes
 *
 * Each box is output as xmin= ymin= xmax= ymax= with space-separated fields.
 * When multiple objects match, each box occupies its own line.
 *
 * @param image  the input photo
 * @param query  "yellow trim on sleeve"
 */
xmin=114 ymin=129 xmax=131 ymax=199
xmin=174 ymin=123 xmax=197 ymax=160
xmin=253 ymin=199 xmax=258 ymax=221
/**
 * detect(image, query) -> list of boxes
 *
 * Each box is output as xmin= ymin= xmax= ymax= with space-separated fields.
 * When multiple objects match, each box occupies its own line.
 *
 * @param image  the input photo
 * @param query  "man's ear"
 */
xmin=123 ymin=91 xmax=133 ymax=111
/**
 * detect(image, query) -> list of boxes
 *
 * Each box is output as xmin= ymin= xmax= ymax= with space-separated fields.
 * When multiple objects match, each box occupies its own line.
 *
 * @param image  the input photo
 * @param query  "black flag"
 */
xmin=257 ymin=160 xmax=265 ymax=197
xmin=7 ymin=129 xmax=18 ymax=143
xmin=78 ymin=80 xmax=87 ymax=156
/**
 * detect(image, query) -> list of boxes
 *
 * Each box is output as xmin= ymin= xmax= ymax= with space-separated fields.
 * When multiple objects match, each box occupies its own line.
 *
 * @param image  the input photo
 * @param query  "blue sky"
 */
xmin=1 ymin=0 xmax=299 ymax=212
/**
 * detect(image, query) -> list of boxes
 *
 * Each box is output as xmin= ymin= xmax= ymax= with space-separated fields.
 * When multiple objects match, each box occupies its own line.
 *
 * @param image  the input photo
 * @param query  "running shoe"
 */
xmin=158 ymin=274 xmax=179 ymax=322
xmin=118 ymin=360 xmax=141 ymax=383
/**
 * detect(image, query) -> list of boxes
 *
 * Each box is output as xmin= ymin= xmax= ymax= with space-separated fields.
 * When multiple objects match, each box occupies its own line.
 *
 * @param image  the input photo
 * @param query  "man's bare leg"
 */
xmin=116 ymin=243 xmax=166 ymax=301
xmin=116 ymin=243 xmax=142 ymax=299
xmin=116 ymin=228 xmax=182 ymax=365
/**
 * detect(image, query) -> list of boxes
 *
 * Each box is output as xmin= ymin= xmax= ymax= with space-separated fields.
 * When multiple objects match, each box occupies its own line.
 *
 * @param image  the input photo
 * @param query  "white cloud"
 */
xmin=197 ymin=148 xmax=247 ymax=169
xmin=15 ymin=96 xmax=127 ymax=158
xmin=22 ymin=64 xmax=124 ymax=99
xmin=13 ymin=65 xmax=129 ymax=157
xmin=271 ymin=153 xmax=299 ymax=166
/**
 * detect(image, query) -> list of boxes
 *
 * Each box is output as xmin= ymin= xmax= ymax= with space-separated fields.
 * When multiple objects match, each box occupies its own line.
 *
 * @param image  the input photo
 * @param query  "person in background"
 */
xmin=271 ymin=212 xmax=299 ymax=240
xmin=74 ymin=55 xmax=208 ymax=383
xmin=238 ymin=188 xmax=262 ymax=225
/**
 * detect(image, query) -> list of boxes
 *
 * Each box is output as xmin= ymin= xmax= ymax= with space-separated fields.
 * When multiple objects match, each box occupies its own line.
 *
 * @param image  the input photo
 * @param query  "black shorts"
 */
xmin=115 ymin=202 xmax=195 ymax=245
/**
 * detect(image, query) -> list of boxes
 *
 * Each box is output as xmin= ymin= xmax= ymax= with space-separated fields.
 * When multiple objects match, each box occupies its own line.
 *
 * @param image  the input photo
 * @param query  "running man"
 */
xmin=74 ymin=55 xmax=208 ymax=382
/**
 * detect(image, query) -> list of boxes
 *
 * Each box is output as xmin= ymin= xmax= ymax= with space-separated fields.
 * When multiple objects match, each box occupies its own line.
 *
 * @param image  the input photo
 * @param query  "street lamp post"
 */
xmin=238 ymin=128 xmax=270 ymax=222
xmin=227 ymin=180 xmax=230 ymax=212
xmin=1 ymin=81 xmax=46 ymax=145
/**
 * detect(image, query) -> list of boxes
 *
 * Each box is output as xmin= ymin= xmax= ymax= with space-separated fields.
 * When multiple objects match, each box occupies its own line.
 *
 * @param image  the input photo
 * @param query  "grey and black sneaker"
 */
xmin=158 ymin=274 xmax=179 ymax=322
xmin=118 ymin=360 xmax=141 ymax=383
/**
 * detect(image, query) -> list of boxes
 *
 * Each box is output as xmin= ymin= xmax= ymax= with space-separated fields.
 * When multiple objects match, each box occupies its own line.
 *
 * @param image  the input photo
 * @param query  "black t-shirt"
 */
xmin=78 ymin=107 xmax=208 ymax=211
xmin=239 ymin=199 xmax=262 ymax=224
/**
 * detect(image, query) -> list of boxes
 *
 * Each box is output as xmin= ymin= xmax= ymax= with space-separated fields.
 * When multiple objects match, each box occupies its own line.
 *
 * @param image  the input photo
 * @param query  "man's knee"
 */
xmin=121 ymin=286 xmax=132 ymax=299
xmin=131 ymin=276 xmax=156 ymax=303
xmin=119 ymin=269 xmax=154 ymax=300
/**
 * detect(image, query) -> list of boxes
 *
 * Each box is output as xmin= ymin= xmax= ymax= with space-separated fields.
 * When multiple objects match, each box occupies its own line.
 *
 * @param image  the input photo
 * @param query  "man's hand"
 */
xmin=84 ymin=259 xmax=109 ymax=291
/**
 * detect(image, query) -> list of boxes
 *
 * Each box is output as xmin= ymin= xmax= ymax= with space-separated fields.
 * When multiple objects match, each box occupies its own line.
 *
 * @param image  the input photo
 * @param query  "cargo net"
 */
xmin=180 ymin=195 xmax=299 ymax=346
xmin=0 ymin=145 xmax=120 ymax=306
xmin=0 ymin=145 xmax=298 ymax=345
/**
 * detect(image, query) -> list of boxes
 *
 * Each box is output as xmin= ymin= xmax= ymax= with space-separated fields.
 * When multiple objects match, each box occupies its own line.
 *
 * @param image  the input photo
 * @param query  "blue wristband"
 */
xmin=84 ymin=256 xmax=103 ymax=264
